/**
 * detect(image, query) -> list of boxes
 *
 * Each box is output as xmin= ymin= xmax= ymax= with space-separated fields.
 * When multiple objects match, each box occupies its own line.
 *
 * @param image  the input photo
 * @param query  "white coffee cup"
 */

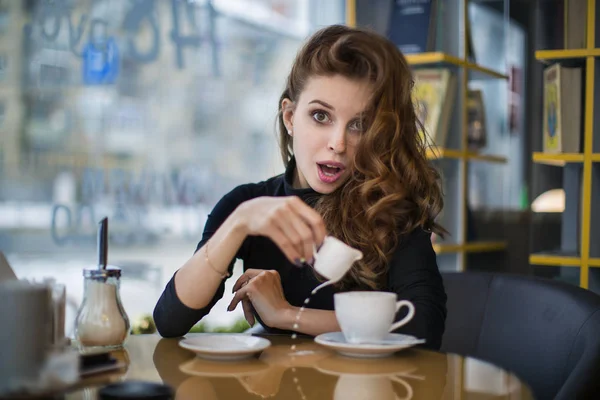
xmin=334 ymin=291 xmax=415 ymax=344
xmin=312 ymin=236 xmax=363 ymax=284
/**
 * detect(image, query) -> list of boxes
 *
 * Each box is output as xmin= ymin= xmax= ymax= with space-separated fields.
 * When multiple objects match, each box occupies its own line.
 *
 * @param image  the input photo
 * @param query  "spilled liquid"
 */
xmin=289 ymin=281 xmax=331 ymax=399
xmin=291 ymin=367 xmax=307 ymax=400
xmin=289 ymin=246 xmax=356 ymax=399
xmin=289 ymin=293 xmax=318 ymax=351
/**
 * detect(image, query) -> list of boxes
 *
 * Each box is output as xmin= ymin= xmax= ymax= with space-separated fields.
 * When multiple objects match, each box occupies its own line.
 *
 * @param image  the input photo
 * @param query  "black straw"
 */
xmin=98 ymin=217 xmax=108 ymax=270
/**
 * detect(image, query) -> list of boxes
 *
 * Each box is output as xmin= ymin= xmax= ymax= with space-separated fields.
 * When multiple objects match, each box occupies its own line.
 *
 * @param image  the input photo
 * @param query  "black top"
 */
xmin=153 ymin=159 xmax=447 ymax=349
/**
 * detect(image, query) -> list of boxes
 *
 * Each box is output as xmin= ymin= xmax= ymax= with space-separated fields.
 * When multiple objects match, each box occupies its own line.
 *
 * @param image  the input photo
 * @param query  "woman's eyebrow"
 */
xmin=308 ymin=99 xmax=335 ymax=110
xmin=309 ymin=99 xmax=366 ymax=117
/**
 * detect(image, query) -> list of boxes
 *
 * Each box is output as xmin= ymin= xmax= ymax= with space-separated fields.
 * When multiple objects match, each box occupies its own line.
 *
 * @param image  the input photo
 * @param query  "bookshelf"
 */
xmin=404 ymin=51 xmax=509 ymax=80
xmin=536 ymin=49 xmax=600 ymax=61
xmin=529 ymin=0 xmax=600 ymax=290
xmin=349 ymin=0 xmax=511 ymax=272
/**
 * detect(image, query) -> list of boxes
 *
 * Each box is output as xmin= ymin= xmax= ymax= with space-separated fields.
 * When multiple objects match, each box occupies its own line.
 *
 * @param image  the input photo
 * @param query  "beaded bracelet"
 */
xmin=204 ymin=240 xmax=231 ymax=279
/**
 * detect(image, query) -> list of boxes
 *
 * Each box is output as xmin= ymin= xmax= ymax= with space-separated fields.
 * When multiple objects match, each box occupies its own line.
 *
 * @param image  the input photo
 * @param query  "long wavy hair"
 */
xmin=278 ymin=25 xmax=446 ymax=290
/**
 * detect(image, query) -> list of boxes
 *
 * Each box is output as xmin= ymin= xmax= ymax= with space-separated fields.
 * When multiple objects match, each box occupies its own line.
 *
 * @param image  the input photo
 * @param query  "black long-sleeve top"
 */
xmin=153 ymin=159 xmax=447 ymax=350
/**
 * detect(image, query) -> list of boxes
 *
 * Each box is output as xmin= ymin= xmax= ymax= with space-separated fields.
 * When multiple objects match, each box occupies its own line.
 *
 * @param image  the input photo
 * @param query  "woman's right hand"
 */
xmin=235 ymin=196 xmax=326 ymax=265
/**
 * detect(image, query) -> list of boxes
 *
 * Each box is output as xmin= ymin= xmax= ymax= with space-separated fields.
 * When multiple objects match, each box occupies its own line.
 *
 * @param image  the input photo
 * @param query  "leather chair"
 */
xmin=441 ymin=271 xmax=600 ymax=400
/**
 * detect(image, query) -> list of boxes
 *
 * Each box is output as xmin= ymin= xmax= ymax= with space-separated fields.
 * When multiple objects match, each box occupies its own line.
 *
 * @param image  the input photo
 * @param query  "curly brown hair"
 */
xmin=278 ymin=25 xmax=446 ymax=290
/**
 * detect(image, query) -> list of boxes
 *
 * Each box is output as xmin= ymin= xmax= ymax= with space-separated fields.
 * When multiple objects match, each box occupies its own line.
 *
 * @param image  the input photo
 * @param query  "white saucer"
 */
xmin=179 ymin=334 xmax=271 ymax=361
xmin=314 ymin=332 xmax=425 ymax=358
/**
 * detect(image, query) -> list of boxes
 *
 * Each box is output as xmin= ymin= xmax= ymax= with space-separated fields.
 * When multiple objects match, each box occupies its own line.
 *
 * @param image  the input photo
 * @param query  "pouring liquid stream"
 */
xmin=289 ymin=284 xmax=329 ymax=400
xmin=289 ymin=282 xmax=331 ymax=350
xmin=289 ymin=237 xmax=360 ymax=350
xmin=288 ymin=236 xmax=362 ymax=399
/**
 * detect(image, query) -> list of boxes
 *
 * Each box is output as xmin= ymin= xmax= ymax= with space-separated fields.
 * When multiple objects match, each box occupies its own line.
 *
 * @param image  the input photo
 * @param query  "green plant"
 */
xmin=130 ymin=314 xmax=157 ymax=335
xmin=130 ymin=314 xmax=251 ymax=335
xmin=188 ymin=322 xmax=208 ymax=333
xmin=189 ymin=318 xmax=250 ymax=333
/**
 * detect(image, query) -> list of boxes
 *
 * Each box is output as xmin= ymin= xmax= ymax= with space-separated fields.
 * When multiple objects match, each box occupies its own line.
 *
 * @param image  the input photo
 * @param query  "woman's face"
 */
xmin=282 ymin=75 xmax=372 ymax=193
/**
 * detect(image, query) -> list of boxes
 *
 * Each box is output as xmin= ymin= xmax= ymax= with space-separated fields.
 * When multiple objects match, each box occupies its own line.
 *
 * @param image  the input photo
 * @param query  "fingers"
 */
xmin=251 ymin=196 xmax=327 ymax=265
xmin=228 ymin=285 xmax=248 ymax=312
xmin=231 ymin=276 xmax=247 ymax=294
xmin=230 ymin=270 xmax=271 ymax=310
xmin=228 ymin=270 xmax=283 ymax=327
xmin=270 ymin=224 xmax=304 ymax=264
xmin=271 ymin=197 xmax=327 ymax=264
xmin=232 ymin=269 xmax=263 ymax=293
xmin=285 ymin=212 xmax=316 ymax=263
xmin=275 ymin=213 xmax=307 ymax=262
xmin=288 ymin=197 xmax=327 ymax=247
xmin=242 ymin=299 xmax=255 ymax=326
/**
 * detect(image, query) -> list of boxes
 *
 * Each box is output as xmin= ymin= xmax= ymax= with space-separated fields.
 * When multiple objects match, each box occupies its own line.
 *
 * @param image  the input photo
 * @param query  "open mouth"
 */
xmin=317 ymin=162 xmax=345 ymax=184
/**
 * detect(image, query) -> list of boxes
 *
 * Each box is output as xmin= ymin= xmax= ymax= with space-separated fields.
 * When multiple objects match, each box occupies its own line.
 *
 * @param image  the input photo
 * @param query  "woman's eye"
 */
xmin=312 ymin=111 xmax=330 ymax=124
xmin=349 ymin=120 xmax=363 ymax=132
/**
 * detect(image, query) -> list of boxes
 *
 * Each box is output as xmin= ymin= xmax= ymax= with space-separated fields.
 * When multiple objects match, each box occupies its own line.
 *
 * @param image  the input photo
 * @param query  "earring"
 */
xmin=288 ymin=129 xmax=293 ymax=136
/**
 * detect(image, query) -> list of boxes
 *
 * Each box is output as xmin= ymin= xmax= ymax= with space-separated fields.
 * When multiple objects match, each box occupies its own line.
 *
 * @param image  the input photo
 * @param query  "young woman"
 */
xmin=153 ymin=24 xmax=447 ymax=350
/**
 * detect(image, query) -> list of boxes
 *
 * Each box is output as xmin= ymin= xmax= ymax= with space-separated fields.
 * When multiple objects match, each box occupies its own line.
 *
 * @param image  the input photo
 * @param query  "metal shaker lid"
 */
xmin=84 ymin=265 xmax=122 ymax=278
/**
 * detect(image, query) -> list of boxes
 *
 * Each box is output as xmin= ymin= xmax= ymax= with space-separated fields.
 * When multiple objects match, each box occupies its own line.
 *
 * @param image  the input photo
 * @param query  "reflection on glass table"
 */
xmin=58 ymin=334 xmax=535 ymax=399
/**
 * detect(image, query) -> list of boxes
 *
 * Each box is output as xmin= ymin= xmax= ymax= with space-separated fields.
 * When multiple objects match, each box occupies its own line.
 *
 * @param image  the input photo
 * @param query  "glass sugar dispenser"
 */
xmin=74 ymin=217 xmax=130 ymax=351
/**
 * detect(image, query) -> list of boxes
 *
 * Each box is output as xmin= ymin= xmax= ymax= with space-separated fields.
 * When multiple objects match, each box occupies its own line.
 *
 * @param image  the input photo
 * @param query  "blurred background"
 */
xmin=1 ymin=0 xmax=597 ymax=335
xmin=0 ymin=0 xmax=348 ymax=333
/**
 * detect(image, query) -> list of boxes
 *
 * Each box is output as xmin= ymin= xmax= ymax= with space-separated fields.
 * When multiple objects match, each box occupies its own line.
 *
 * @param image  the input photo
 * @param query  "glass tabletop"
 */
xmin=65 ymin=333 xmax=534 ymax=400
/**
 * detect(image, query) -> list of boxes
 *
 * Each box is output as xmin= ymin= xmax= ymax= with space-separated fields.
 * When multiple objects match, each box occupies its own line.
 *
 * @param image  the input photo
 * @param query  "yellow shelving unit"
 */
xmin=529 ymin=254 xmax=582 ymax=267
xmin=405 ymin=5 xmax=509 ymax=268
xmin=530 ymin=0 xmax=598 ymax=289
xmin=427 ymin=147 xmax=464 ymax=160
xmin=426 ymin=148 xmax=508 ymax=163
xmin=463 ymin=241 xmax=507 ymax=253
xmin=463 ymin=61 xmax=508 ymax=80
xmin=433 ymin=241 xmax=508 ymax=255
xmin=465 ymin=152 xmax=508 ymax=163
xmin=589 ymin=258 xmax=600 ymax=267
xmin=533 ymin=152 xmax=600 ymax=165
xmin=433 ymin=241 xmax=507 ymax=254
xmin=405 ymin=52 xmax=508 ymax=80
xmin=349 ymin=0 xmax=510 ymax=271
xmin=406 ymin=51 xmax=463 ymax=66
xmin=433 ymin=243 xmax=464 ymax=254
xmin=533 ymin=152 xmax=585 ymax=165
xmin=536 ymin=48 xmax=600 ymax=62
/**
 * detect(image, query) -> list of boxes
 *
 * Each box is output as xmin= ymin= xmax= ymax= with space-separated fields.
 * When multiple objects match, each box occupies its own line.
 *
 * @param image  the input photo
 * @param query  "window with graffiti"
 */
xmin=0 ymin=0 xmax=345 ymax=332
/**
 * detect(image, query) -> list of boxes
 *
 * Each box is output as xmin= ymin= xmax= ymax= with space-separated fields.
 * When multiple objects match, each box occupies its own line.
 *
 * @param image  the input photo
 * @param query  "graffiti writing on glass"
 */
xmin=123 ymin=0 xmax=160 ymax=63
xmin=50 ymin=166 xmax=208 ymax=246
xmin=170 ymin=0 xmax=202 ymax=69
xmin=28 ymin=0 xmax=210 ymax=70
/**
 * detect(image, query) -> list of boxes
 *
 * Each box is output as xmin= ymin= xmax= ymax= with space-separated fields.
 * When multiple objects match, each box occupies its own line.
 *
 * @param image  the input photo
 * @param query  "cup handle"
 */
xmin=389 ymin=300 xmax=415 ymax=332
xmin=390 ymin=376 xmax=413 ymax=400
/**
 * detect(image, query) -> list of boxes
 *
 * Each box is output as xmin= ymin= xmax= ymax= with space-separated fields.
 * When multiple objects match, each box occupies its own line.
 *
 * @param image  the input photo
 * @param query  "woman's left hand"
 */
xmin=227 ymin=269 xmax=292 ymax=329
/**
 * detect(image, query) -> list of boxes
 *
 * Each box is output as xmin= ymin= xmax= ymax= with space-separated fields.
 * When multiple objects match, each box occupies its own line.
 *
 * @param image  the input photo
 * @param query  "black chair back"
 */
xmin=441 ymin=272 xmax=600 ymax=400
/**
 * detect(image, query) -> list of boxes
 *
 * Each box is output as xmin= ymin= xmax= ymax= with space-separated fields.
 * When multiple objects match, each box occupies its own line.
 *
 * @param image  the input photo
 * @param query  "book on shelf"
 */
xmin=412 ymin=68 xmax=456 ymax=148
xmin=467 ymin=89 xmax=487 ymax=150
xmin=532 ymin=249 xmax=580 ymax=258
xmin=387 ymin=0 xmax=438 ymax=54
xmin=543 ymin=63 xmax=582 ymax=154
xmin=564 ymin=0 xmax=587 ymax=49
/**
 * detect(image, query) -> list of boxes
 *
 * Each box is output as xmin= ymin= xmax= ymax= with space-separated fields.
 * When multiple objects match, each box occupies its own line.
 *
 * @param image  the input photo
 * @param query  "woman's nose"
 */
xmin=327 ymin=128 xmax=346 ymax=154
